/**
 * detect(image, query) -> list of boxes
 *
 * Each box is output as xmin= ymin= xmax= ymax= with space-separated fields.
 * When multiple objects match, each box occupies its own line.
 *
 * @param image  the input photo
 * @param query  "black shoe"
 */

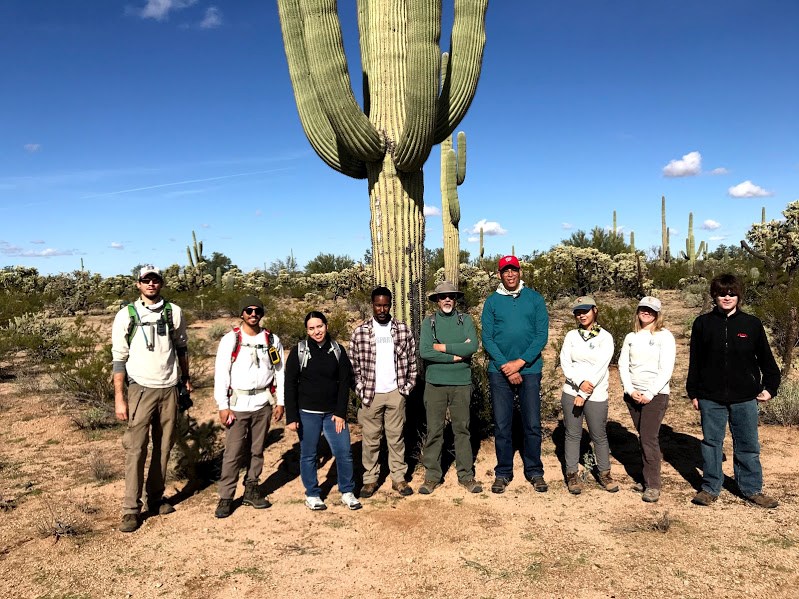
xmin=491 ymin=477 xmax=510 ymax=494
xmin=215 ymin=498 xmax=233 ymax=518
xmin=119 ymin=513 xmax=140 ymax=533
xmin=242 ymin=484 xmax=271 ymax=509
xmin=529 ymin=476 xmax=548 ymax=493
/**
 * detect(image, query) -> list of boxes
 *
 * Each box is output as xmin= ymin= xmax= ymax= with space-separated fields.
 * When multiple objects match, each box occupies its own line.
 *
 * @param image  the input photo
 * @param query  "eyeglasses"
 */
xmin=139 ymin=278 xmax=161 ymax=284
xmin=437 ymin=293 xmax=458 ymax=301
xmin=717 ymin=292 xmax=738 ymax=298
xmin=243 ymin=307 xmax=264 ymax=316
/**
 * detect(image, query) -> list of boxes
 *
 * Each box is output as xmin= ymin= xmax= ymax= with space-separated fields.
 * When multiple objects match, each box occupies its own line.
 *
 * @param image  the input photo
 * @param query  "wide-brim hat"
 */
xmin=572 ymin=295 xmax=597 ymax=312
xmin=238 ymin=295 xmax=265 ymax=314
xmin=427 ymin=281 xmax=464 ymax=301
xmin=638 ymin=296 xmax=662 ymax=312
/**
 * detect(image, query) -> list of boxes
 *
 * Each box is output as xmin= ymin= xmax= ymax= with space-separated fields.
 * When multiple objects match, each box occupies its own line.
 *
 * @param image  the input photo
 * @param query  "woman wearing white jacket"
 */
xmin=559 ymin=296 xmax=617 ymax=495
xmin=618 ymin=296 xmax=676 ymax=503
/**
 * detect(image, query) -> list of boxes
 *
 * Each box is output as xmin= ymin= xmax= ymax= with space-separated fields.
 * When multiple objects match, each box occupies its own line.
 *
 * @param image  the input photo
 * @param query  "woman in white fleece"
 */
xmin=559 ymin=296 xmax=617 ymax=495
xmin=618 ymin=296 xmax=676 ymax=503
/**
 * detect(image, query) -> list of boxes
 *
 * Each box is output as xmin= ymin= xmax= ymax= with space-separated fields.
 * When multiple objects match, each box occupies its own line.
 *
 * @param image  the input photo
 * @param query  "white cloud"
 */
xmin=467 ymin=236 xmax=479 ymax=243
xmin=728 ymin=180 xmax=773 ymax=198
xmin=423 ymin=205 xmax=441 ymax=217
xmin=669 ymin=227 xmax=679 ymax=236
xmin=709 ymin=235 xmax=727 ymax=241
xmin=709 ymin=167 xmax=729 ymax=175
xmin=201 ymin=223 xmax=210 ymax=228
xmin=468 ymin=219 xmax=506 ymax=236
xmin=30 ymin=239 xmax=45 ymax=244
xmin=110 ymin=242 xmax=124 ymax=250
xmin=561 ymin=222 xmax=573 ymax=230
xmin=24 ymin=143 xmax=41 ymax=153
xmin=662 ymin=151 xmax=702 ymax=177
xmin=701 ymin=219 xmax=721 ymax=230
xmin=132 ymin=0 xmax=197 ymax=21
xmin=0 ymin=242 xmax=75 ymax=257
xmin=199 ymin=6 xmax=222 ymax=28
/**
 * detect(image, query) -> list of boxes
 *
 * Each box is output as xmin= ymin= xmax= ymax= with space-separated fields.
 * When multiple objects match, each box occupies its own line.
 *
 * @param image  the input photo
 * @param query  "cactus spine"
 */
xmin=277 ymin=0 xmax=488 ymax=332
xmin=660 ymin=195 xmax=670 ymax=264
xmin=441 ymin=118 xmax=466 ymax=286
xmin=680 ymin=212 xmax=706 ymax=268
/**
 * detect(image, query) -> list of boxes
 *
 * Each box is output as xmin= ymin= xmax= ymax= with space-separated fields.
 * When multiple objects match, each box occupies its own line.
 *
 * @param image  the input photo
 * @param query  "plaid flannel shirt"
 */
xmin=350 ymin=318 xmax=418 ymax=405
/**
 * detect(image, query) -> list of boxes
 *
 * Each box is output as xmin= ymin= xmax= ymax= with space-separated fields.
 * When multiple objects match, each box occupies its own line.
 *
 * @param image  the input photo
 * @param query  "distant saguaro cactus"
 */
xmin=629 ymin=231 xmax=635 ymax=254
xmin=680 ymin=212 xmax=706 ymax=268
xmin=479 ymin=226 xmax=484 ymax=259
xmin=277 ymin=0 xmax=489 ymax=332
xmin=660 ymin=195 xmax=670 ymax=264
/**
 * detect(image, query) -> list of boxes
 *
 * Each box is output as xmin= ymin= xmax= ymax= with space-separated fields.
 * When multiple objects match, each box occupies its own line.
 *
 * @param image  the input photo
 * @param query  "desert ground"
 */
xmin=1 ymin=290 xmax=797 ymax=599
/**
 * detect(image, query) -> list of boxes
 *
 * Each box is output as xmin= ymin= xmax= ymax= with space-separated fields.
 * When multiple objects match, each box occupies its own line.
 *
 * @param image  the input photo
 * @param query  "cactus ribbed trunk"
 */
xmin=661 ymin=195 xmax=669 ymax=264
xmin=440 ymin=128 xmax=464 ymax=286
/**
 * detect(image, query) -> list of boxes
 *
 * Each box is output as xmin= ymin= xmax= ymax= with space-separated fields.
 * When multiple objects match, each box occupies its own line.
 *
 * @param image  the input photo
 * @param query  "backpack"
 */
xmin=429 ymin=310 xmax=465 ymax=343
xmin=228 ymin=327 xmax=278 ymax=397
xmin=297 ymin=338 xmax=341 ymax=371
xmin=126 ymin=302 xmax=174 ymax=345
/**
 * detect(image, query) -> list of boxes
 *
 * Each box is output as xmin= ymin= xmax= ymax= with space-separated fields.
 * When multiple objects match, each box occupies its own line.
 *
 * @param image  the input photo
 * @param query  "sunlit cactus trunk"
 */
xmin=441 ymin=130 xmax=465 ymax=286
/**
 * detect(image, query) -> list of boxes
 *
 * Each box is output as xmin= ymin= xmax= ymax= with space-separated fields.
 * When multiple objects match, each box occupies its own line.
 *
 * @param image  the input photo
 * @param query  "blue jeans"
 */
xmin=298 ymin=411 xmax=355 ymax=497
xmin=489 ymin=371 xmax=544 ymax=480
xmin=698 ymin=399 xmax=762 ymax=496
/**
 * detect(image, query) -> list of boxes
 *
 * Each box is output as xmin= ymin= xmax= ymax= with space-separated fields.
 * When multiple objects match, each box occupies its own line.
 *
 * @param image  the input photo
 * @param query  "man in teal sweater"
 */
xmin=481 ymin=255 xmax=549 ymax=494
xmin=418 ymin=282 xmax=481 ymax=494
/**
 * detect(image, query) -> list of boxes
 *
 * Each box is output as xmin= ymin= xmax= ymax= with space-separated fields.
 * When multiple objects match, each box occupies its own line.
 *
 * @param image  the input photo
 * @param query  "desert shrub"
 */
xmin=598 ymin=302 xmax=636 ymax=364
xmin=206 ymin=322 xmax=230 ymax=341
xmin=34 ymin=499 xmax=92 ymax=539
xmin=752 ymin=281 xmax=799 ymax=375
xmin=265 ymin=303 xmax=350 ymax=349
xmin=87 ymin=449 xmax=116 ymax=482
xmin=3 ymin=312 xmax=71 ymax=363
xmin=51 ymin=318 xmax=114 ymax=408
xmin=187 ymin=333 xmax=214 ymax=388
xmin=759 ymin=378 xmax=799 ymax=426
xmin=171 ymin=413 xmax=224 ymax=481
xmin=649 ymin=261 xmax=692 ymax=290
xmin=540 ymin=334 xmax=566 ymax=420
xmin=470 ymin=353 xmax=493 ymax=439
xmin=72 ymin=407 xmax=118 ymax=431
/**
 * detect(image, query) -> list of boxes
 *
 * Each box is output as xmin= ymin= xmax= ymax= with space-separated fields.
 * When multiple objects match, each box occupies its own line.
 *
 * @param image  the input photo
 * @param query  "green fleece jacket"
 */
xmin=419 ymin=309 xmax=478 ymax=386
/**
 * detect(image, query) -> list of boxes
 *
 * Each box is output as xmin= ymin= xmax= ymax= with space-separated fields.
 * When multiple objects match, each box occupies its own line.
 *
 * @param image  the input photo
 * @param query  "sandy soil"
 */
xmin=1 ymin=291 xmax=797 ymax=599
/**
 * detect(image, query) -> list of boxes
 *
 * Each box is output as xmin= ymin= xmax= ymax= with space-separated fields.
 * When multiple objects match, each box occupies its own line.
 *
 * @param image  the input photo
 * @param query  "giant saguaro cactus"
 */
xmin=277 ymin=0 xmax=488 ymax=332
xmin=680 ymin=212 xmax=706 ymax=269
xmin=441 ymin=123 xmax=466 ymax=286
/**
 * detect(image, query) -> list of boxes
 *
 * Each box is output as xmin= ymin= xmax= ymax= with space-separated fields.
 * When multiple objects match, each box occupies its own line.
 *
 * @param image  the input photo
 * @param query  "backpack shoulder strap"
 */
xmin=230 ymin=327 xmax=243 ymax=363
xmin=126 ymin=303 xmax=140 ymax=345
xmin=162 ymin=302 xmax=174 ymax=336
xmin=330 ymin=340 xmax=341 ymax=362
xmin=298 ymin=339 xmax=309 ymax=371
xmin=429 ymin=312 xmax=438 ymax=342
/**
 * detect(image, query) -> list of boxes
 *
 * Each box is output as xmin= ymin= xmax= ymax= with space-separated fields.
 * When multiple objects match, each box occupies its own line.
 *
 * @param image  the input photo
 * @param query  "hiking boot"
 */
xmin=359 ymin=482 xmax=379 ymax=498
xmin=119 ymin=513 xmax=140 ymax=533
xmin=459 ymin=478 xmax=483 ymax=493
xmin=598 ymin=470 xmax=619 ymax=493
xmin=691 ymin=490 xmax=718 ymax=506
xmin=148 ymin=500 xmax=175 ymax=515
xmin=566 ymin=471 xmax=583 ymax=495
xmin=418 ymin=479 xmax=440 ymax=495
xmin=392 ymin=480 xmax=414 ymax=497
xmin=491 ymin=477 xmax=510 ymax=494
xmin=529 ymin=476 xmax=548 ymax=493
xmin=642 ymin=488 xmax=661 ymax=503
xmin=305 ymin=496 xmax=327 ymax=511
xmin=242 ymin=484 xmax=271 ymax=509
xmin=215 ymin=498 xmax=233 ymax=519
xmin=745 ymin=493 xmax=778 ymax=509
xmin=340 ymin=492 xmax=362 ymax=510
xmin=631 ymin=482 xmax=645 ymax=493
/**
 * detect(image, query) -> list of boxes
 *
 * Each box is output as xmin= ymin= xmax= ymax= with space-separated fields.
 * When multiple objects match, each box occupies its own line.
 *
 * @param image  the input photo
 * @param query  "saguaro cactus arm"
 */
xmin=455 ymin=130 xmax=466 ymax=185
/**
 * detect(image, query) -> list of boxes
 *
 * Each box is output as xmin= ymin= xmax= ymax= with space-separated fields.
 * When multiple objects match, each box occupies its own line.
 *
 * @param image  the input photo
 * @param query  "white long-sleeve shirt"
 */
xmin=213 ymin=328 xmax=285 ymax=411
xmin=618 ymin=329 xmax=676 ymax=400
xmin=560 ymin=328 xmax=614 ymax=402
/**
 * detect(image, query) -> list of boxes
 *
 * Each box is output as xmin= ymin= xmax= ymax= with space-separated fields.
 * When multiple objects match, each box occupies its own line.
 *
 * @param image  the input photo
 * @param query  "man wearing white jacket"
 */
xmin=213 ymin=296 xmax=285 ymax=518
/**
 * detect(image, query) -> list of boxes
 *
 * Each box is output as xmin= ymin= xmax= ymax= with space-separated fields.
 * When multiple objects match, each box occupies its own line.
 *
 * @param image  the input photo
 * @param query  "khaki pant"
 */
xmin=358 ymin=389 xmax=407 ymax=484
xmin=122 ymin=382 xmax=177 ymax=514
xmin=217 ymin=404 xmax=273 ymax=499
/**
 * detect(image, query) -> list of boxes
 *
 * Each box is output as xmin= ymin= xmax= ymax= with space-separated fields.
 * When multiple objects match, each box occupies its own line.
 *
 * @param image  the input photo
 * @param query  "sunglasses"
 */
xmin=139 ymin=278 xmax=161 ymax=284
xmin=717 ymin=292 xmax=738 ymax=298
xmin=243 ymin=307 xmax=264 ymax=316
xmin=437 ymin=293 xmax=458 ymax=301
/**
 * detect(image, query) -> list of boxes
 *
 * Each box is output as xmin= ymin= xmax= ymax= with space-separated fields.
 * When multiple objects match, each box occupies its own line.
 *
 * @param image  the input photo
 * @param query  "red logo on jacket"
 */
xmin=737 ymin=333 xmax=748 ymax=338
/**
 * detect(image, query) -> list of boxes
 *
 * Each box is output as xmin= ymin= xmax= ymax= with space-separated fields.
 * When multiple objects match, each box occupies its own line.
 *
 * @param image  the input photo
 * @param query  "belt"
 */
xmin=232 ymin=387 xmax=269 ymax=396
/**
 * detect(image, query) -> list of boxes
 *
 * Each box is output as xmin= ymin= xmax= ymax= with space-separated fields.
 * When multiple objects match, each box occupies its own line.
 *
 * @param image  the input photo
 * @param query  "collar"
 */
xmin=142 ymin=298 xmax=164 ymax=311
xmin=577 ymin=323 xmax=602 ymax=341
xmin=496 ymin=280 xmax=526 ymax=297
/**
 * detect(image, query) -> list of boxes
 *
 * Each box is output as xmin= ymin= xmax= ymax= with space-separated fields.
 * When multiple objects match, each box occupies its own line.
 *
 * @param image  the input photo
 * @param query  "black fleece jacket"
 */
xmin=686 ymin=307 xmax=780 ymax=404
xmin=284 ymin=337 xmax=352 ymax=424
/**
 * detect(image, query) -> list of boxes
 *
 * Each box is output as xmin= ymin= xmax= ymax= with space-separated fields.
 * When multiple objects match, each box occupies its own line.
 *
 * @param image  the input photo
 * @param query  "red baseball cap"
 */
xmin=498 ymin=255 xmax=520 ymax=271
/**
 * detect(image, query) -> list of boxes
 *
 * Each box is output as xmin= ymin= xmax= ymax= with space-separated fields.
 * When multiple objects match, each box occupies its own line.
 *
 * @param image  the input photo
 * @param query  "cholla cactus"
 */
xmin=742 ymin=200 xmax=799 ymax=284
xmin=277 ymin=0 xmax=488 ymax=333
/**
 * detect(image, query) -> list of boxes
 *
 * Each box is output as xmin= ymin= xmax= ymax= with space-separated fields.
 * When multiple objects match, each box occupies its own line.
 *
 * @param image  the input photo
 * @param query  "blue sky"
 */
xmin=1 ymin=1 xmax=797 ymax=276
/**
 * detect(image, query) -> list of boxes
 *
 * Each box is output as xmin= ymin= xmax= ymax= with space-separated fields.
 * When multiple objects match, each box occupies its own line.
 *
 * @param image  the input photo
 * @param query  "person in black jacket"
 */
xmin=687 ymin=274 xmax=781 ymax=508
xmin=285 ymin=311 xmax=361 ymax=511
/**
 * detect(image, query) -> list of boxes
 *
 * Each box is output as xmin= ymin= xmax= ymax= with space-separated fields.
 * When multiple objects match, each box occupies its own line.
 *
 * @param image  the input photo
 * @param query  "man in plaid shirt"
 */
xmin=350 ymin=286 xmax=418 ymax=498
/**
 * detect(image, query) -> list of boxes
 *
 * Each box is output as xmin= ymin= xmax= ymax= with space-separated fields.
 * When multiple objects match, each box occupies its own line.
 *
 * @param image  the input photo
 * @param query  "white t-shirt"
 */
xmin=559 ymin=328 xmax=614 ymax=402
xmin=618 ymin=329 xmax=676 ymax=400
xmin=373 ymin=319 xmax=398 ymax=393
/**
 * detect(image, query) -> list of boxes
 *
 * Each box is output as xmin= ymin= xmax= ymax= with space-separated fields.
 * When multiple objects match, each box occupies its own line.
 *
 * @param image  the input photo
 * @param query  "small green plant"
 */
xmin=207 ymin=322 xmax=230 ymax=340
xmin=598 ymin=302 xmax=635 ymax=364
xmin=87 ymin=450 xmax=115 ymax=483
xmin=759 ymin=378 xmax=799 ymax=426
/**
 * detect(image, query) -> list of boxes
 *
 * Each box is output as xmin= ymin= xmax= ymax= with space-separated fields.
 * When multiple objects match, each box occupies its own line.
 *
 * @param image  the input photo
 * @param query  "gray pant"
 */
xmin=218 ymin=404 xmax=273 ymax=499
xmin=561 ymin=392 xmax=610 ymax=473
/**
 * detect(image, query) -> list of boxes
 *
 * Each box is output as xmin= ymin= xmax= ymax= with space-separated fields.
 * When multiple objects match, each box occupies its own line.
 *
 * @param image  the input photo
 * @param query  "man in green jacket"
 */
xmin=418 ymin=282 xmax=482 ymax=494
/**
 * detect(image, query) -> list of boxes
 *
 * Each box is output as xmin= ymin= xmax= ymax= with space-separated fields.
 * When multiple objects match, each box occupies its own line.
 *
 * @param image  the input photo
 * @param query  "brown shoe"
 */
xmin=566 ymin=471 xmax=583 ymax=495
xmin=691 ymin=490 xmax=718 ymax=506
xmin=491 ymin=477 xmax=510 ymax=494
xmin=359 ymin=482 xmax=379 ymax=498
xmin=391 ymin=480 xmax=413 ymax=497
xmin=418 ymin=479 xmax=440 ymax=495
xmin=745 ymin=493 xmax=778 ymax=509
xmin=598 ymin=470 xmax=619 ymax=493
xmin=642 ymin=488 xmax=661 ymax=503
xmin=459 ymin=478 xmax=483 ymax=493
xmin=529 ymin=476 xmax=548 ymax=493
xmin=119 ymin=513 xmax=140 ymax=533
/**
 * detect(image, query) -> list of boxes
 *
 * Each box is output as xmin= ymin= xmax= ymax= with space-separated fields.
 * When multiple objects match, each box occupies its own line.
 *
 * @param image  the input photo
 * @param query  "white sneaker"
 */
xmin=305 ymin=496 xmax=327 ymax=511
xmin=340 ymin=492 xmax=362 ymax=511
